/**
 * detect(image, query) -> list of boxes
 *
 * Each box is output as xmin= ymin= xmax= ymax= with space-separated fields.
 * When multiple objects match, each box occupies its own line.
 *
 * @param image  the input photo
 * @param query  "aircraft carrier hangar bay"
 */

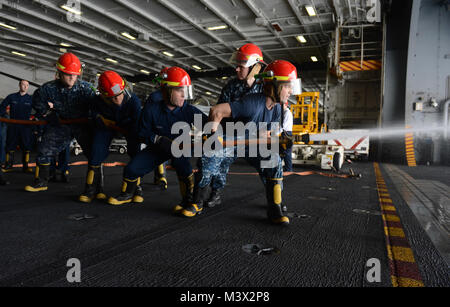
xmin=0 ymin=0 xmax=448 ymax=291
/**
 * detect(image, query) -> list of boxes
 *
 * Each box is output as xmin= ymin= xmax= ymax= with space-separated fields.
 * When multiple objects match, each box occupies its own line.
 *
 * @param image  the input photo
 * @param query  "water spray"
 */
xmin=300 ymin=125 xmax=450 ymax=142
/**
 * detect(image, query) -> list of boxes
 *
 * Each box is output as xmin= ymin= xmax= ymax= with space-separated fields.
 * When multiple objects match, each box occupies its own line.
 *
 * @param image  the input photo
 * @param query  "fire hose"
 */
xmin=0 ymin=117 xmax=127 ymax=134
xmin=0 ymin=118 xmax=355 ymax=179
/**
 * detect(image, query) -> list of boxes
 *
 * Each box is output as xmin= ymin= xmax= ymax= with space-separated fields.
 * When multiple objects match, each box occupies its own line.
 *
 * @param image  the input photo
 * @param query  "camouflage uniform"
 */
xmin=32 ymin=79 xmax=96 ymax=165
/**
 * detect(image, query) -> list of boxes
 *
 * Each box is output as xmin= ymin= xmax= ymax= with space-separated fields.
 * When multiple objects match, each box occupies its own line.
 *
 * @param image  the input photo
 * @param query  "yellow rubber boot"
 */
xmin=108 ymin=178 xmax=138 ymax=206
xmin=25 ymin=163 xmax=50 ymax=192
xmin=266 ymin=178 xmax=289 ymax=225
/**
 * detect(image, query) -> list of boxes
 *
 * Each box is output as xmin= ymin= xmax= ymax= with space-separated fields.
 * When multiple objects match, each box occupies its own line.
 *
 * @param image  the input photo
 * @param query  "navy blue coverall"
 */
xmin=0 ymin=92 xmax=33 ymax=153
xmin=89 ymin=92 xmax=142 ymax=166
xmin=124 ymin=90 xmax=207 ymax=180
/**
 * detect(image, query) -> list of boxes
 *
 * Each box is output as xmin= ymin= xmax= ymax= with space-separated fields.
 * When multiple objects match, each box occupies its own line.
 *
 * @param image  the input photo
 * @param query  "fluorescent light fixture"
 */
xmin=305 ymin=5 xmax=316 ymax=16
xmin=105 ymin=58 xmax=118 ymax=64
xmin=60 ymin=42 xmax=72 ymax=47
xmin=311 ymin=56 xmax=318 ymax=62
xmin=207 ymin=25 xmax=227 ymax=31
xmin=11 ymin=51 xmax=26 ymax=57
xmin=140 ymin=69 xmax=150 ymax=75
xmin=121 ymin=32 xmax=136 ymax=40
xmin=222 ymin=76 xmax=228 ymax=80
xmin=59 ymin=48 xmax=67 ymax=53
xmin=206 ymin=91 xmax=212 ymax=95
xmin=192 ymin=65 xmax=201 ymax=70
xmin=162 ymin=51 xmax=174 ymax=57
xmin=96 ymin=73 xmax=101 ymax=77
xmin=61 ymin=4 xmax=82 ymax=15
xmin=0 ymin=22 xmax=17 ymax=30
xmin=296 ymin=35 xmax=307 ymax=43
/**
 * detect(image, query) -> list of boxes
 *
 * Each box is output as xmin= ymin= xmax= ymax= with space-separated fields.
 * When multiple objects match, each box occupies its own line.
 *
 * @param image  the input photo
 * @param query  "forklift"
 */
xmin=290 ymin=92 xmax=344 ymax=171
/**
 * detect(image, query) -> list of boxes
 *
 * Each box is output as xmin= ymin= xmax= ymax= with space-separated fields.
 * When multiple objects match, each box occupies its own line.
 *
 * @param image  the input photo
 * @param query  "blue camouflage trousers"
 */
xmin=37 ymin=124 xmax=92 ymax=165
xmin=198 ymin=144 xmax=283 ymax=189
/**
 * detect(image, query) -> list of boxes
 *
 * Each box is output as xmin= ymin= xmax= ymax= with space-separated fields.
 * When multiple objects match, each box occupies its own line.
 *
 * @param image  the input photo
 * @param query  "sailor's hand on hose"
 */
xmin=154 ymin=135 xmax=176 ymax=156
xmin=95 ymin=114 xmax=115 ymax=129
xmin=279 ymin=131 xmax=294 ymax=151
xmin=202 ymin=132 xmax=223 ymax=151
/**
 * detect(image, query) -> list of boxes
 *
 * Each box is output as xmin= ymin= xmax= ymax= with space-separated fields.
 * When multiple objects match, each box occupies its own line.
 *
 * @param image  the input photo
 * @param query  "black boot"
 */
xmin=3 ymin=151 xmax=14 ymax=172
xmin=25 ymin=163 xmax=50 ymax=192
xmin=107 ymin=177 xmax=138 ymax=206
xmin=0 ymin=169 xmax=9 ymax=186
xmin=49 ymin=167 xmax=57 ymax=182
xmin=172 ymin=174 xmax=195 ymax=214
xmin=22 ymin=151 xmax=33 ymax=173
xmin=266 ymin=178 xmax=289 ymax=225
xmin=133 ymin=177 xmax=144 ymax=203
xmin=60 ymin=170 xmax=70 ymax=183
xmin=96 ymin=164 xmax=106 ymax=200
xmin=181 ymin=184 xmax=210 ymax=217
xmin=205 ymin=188 xmax=222 ymax=208
xmin=79 ymin=165 xmax=104 ymax=203
xmin=153 ymin=164 xmax=168 ymax=190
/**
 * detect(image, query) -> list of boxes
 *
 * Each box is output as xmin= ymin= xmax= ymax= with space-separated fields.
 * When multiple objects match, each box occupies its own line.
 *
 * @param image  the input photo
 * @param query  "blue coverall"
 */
xmin=124 ymin=90 xmax=207 ymax=180
xmin=0 ymin=92 xmax=33 ymax=153
xmin=89 ymin=92 xmax=142 ymax=166
xmin=145 ymin=91 xmax=168 ymax=183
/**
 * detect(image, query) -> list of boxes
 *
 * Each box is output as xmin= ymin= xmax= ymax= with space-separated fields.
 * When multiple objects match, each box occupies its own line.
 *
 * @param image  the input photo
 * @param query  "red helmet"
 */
xmin=229 ymin=43 xmax=264 ymax=67
xmin=56 ymin=52 xmax=82 ymax=75
xmin=98 ymin=71 xmax=125 ymax=97
xmin=160 ymin=67 xmax=169 ymax=76
xmin=161 ymin=66 xmax=191 ymax=87
xmin=161 ymin=66 xmax=194 ymax=99
xmin=263 ymin=60 xmax=302 ymax=95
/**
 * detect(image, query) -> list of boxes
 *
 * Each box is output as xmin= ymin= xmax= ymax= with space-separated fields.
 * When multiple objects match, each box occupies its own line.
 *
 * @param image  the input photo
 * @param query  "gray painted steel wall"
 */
xmin=381 ymin=0 xmax=449 ymax=165
xmin=405 ymin=0 xmax=450 ymax=164
xmin=327 ymin=71 xmax=381 ymax=129
xmin=380 ymin=0 xmax=412 ymax=164
xmin=0 ymin=61 xmax=54 ymax=99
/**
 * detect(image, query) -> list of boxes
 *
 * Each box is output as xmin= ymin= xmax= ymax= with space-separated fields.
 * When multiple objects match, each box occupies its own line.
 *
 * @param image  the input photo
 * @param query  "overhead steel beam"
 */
xmin=114 ymin=0 xmax=230 ymax=67
xmin=156 ymin=0 xmax=235 ymax=53
xmin=0 ymin=4 xmax=162 ymax=72
xmin=8 ymin=1 xmax=220 ymax=94
xmin=287 ymin=0 xmax=328 ymax=63
xmin=80 ymin=0 xmax=217 ymax=71
xmin=243 ymin=0 xmax=291 ymax=50
xmin=199 ymin=0 xmax=274 ymax=62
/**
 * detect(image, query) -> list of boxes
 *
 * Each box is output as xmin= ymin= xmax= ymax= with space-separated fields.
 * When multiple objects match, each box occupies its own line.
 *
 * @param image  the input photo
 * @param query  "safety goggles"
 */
xmin=169 ymin=85 xmax=195 ymax=100
xmin=229 ymin=51 xmax=263 ymax=68
xmin=286 ymin=78 xmax=302 ymax=96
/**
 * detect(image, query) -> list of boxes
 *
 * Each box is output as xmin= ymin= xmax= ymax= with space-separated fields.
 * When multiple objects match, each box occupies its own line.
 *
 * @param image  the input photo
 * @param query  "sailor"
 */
xmin=279 ymin=100 xmax=294 ymax=173
xmin=145 ymin=67 xmax=170 ymax=190
xmin=196 ymin=43 xmax=265 ymax=209
xmin=0 ymin=80 xmax=34 ymax=173
xmin=24 ymin=52 xmax=96 ymax=192
xmin=182 ymin=60 xmax=302 ymax=225
xmin=107 ymin=67 xmax=207 ymax=209
xmin=78 ymin=70 xmax=142 ymax=203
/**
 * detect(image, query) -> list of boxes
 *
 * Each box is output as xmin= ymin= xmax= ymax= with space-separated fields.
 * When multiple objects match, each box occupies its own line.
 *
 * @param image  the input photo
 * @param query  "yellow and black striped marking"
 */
xmin=405 ymin=126 xmax=416 ymax=167
xmin=373 ymin=163 xmax=424 ymax=287
xmin=339 ymin=60 xmax=381 ymax=72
